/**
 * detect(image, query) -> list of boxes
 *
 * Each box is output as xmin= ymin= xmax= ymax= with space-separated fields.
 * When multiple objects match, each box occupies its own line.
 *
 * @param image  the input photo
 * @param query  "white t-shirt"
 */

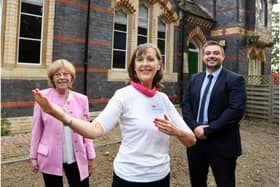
xmin=96 ymin=85 xmax=192 ymax=182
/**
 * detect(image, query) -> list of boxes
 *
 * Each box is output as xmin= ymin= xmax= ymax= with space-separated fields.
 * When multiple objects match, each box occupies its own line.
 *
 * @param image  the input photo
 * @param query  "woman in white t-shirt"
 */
xmin=32 ymin=43 xmax=196 ymax=187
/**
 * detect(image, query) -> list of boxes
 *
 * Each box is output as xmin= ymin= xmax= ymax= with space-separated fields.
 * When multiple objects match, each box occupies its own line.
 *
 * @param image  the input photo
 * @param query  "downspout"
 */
xmin=179 ymin=15 xmax=186 ymax=105
xmin=213 ymin=0 xmax=216 ymax=19
xmin=83 ymin=0 xmax=91 ymax=95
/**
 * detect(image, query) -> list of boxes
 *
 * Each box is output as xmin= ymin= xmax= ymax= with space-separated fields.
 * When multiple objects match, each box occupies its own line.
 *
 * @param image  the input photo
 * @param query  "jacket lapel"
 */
xmin=210 ymin=68 xmax=225 ymax=101
xmin=196 ymin=72 xmax=206 ymax=103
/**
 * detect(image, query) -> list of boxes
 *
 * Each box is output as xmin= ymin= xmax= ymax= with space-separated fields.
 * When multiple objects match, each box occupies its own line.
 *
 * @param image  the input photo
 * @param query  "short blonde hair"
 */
xmin=47 ymin=59 xmax=76 ymax=88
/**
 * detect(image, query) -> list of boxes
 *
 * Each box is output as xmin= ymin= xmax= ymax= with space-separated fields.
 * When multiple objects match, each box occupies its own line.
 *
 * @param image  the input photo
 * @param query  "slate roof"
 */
xmin=180 ymin=0 xmax=215 ymax=22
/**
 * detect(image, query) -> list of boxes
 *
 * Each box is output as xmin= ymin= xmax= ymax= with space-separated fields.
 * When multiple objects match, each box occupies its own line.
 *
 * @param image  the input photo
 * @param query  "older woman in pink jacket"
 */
xmin=30 ymin=59 xmax=95 ymax=187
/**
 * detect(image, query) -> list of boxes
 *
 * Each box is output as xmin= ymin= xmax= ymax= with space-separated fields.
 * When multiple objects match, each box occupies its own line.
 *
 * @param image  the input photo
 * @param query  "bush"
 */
xmin=1 ymin=111 xmax=11 ymax=136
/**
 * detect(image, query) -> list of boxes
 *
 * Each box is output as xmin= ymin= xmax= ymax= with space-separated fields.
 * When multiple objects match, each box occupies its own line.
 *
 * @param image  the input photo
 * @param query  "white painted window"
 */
xmin=18 ymin=0 xmax=44 ymax=64
xmin=112 ymin=10 xmax=128 ymax=69
xmin=158 ymin=19 xmax=166 ymax=69
xmin=138 ymin=3 xmax=149 ymax=45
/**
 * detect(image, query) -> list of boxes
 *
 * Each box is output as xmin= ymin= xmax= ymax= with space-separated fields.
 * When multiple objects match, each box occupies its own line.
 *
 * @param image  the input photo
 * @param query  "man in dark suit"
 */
xmin=182 ymin=40 xmax=247 ymax=187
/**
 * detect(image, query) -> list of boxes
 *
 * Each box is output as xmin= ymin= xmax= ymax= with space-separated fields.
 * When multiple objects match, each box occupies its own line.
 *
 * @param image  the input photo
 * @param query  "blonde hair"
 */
xmin=47 ymin=59 xmax=76 ymax=88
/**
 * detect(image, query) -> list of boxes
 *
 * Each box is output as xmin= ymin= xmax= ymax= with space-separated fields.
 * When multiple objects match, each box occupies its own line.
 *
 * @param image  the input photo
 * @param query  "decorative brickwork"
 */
xmin=187 ymin=26 xmax=207 ymax=45
xmin=115 ymin=0 xmax=136 ymax=13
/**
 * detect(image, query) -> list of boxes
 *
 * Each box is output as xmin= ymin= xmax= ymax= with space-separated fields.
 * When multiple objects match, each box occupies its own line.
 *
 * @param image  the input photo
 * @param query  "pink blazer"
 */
xmin=30 ymin=88 xmax=95 ymax=180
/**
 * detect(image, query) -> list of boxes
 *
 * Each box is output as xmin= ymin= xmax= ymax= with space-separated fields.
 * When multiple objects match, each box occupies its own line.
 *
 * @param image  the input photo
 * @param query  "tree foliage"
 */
xmin=272 ymin=11 xmax=279 ymax=72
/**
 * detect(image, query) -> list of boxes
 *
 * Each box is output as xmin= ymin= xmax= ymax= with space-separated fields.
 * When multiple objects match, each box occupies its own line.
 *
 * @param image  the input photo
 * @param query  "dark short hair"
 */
xmin=127 ymin=43 xmax=164 ymax=89
xmin=202 ymin=40 xmax=225 ymax=56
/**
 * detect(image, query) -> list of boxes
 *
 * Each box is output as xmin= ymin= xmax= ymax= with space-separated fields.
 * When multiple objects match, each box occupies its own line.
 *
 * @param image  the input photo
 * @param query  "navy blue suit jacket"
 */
xmin=182 ymin=68 xmax=247 ymax=158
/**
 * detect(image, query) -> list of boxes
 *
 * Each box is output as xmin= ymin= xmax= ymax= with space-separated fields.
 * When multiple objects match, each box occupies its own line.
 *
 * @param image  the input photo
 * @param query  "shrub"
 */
xmin=1 ymin=111 xmax=11 ymax=136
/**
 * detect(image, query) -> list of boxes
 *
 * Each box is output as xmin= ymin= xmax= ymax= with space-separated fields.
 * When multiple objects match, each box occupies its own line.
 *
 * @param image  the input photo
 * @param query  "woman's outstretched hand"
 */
xmin=32 ymin=89 xmax=52 ymax=113
xmin=32 ymin=89 xmax=65 ymax=120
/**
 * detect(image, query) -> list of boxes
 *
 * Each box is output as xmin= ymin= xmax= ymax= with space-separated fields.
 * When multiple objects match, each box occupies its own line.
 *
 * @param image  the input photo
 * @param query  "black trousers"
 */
xmin=111 ymin=172 xmax=170 ymax=187
xmin=42 ymin=162 xmax=89 ymax=187
xmin=187 ymin=141 xmax=237 ymax=187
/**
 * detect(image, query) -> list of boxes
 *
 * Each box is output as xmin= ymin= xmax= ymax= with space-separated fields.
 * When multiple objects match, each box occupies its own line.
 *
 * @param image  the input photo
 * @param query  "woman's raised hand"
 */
xmin=32 ymin=89 xmax=64 ymax=120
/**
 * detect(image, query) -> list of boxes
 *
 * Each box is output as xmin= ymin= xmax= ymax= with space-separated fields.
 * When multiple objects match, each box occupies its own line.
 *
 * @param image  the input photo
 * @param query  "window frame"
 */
xmin=157 ymin=19 xmax=166 ymax=70
xmin=1 ymin=0 xmax=55 ymax=80
xmin=17 ymin=0 xmax=44 ymax=65
xmin=137 ymin=2 xmax=149 ymax=45
xmin=112 ymin=9 xmax=128 ymax=70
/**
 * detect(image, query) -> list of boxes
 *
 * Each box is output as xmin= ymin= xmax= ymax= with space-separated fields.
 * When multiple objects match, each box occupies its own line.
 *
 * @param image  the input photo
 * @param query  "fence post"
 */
xmin=268 ymin=75 xmax=273 ymax=123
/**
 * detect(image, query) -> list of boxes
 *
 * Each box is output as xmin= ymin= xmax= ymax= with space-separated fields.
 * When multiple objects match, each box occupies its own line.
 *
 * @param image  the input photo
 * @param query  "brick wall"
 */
xmin=7 ymin=112 xmax=100 ymax=135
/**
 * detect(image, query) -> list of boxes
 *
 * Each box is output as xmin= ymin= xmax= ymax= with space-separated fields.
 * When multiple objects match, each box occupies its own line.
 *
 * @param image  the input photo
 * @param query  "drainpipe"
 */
xmin=179 ymin=15 xmax=186 ymax=105
xmin=213 ymin=0 xmax=216 ymax=19
xmin=83 ymin=0 xmax=91 ymax=95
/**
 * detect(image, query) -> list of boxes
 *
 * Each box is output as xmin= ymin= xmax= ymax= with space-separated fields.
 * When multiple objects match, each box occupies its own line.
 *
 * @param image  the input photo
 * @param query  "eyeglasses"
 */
xmin=53 ymin=72 xmax=71 ymax=78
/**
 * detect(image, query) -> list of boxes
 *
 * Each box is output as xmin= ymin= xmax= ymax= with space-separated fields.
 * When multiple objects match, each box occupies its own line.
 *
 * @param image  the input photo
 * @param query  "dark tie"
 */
xmin=198 ymin=74 xmax=213 ymax=123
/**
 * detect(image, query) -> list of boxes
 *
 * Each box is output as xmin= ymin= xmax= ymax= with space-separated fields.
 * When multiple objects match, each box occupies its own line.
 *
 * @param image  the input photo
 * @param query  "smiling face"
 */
xmin=47 ymin=59 xmax=76 ymax=95
xmin=202 ymin=43 xmax=225 ymax=72
xmin=134 ymin=47 xmax=162 ymax=89
xmin=52 ymin=67 xmax=73 ymax=94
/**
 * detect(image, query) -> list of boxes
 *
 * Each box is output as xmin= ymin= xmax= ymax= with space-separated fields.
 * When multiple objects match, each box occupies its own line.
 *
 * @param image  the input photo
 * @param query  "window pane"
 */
xmin=115 ymin=23 xmax=126 ymax=31
xmin=114 ymin=31 xmax=126 ymax=49
xmin=138 ymin=36 xmax=147 ymax=45
xmin=158 ymin=20 xmax=166 ymax=67
xmin=138 ymin=3 xmax=148 ymax=45
xmin=22 ymin=2 xmax=43 ymax=15
xmin=189 ymin=43 xmax=197 ymax=50
xmin=113 ymin=10 xmax=127 ymax=69
xmin=162 ymin=55 xmax=165 ymax=65
xmin=139 ymin=4 xmax=148 ymax=28
xmin=23 ymin=0 xmax=43 ymax=6
xmin=115 ymin=10 xmax=127 ymax=25
xmin=158 ymin=40 xmax=165 ymax=55
xmin=138 ymin=27 xmax=147 ymax=35
xmin=158 ymin=31 xmax=165 ymax=38
xmin=158 ymin=20 xmax=165 ymax=32
xmin=113 ymin=50 xmax=125 ymax=68
xmin=20 ymin=14 xmax=42 ymax=39
xmin=18 ymin=39 xmax=41 ymax=64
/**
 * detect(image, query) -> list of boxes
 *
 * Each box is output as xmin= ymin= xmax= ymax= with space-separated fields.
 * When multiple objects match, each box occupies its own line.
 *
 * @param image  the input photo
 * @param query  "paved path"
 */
xmin=1 ymin=126 xmax=121 ymax=164
xmin=1 ymin=133 xmax=31 ymax=163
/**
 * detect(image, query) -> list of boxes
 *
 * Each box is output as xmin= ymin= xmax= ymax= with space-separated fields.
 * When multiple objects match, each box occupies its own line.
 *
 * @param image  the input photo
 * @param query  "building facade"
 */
xmin=1 ymin=0 xmax=276 ymax=131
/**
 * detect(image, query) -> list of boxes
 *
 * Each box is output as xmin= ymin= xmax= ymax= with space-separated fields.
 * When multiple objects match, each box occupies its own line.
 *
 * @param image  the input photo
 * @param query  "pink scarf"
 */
xmin=130 ymin=81 xmax=157 ymax=97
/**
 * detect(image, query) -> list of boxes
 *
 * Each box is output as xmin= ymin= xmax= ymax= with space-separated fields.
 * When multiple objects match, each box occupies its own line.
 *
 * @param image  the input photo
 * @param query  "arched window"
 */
xmin=109 ymin=0 xmax=178 ymax=82
xmin=158 ymin=19 xmax=166 ymax=69
xmin=138 ymin=3 xmax=149 ymax=45
xmin=188 ymin=42 xmax=199 ymax=75
xmin=256 ymin=0 xmax=266 ymax=27
xmin=112 ymin=10 xmax=127 ymax=69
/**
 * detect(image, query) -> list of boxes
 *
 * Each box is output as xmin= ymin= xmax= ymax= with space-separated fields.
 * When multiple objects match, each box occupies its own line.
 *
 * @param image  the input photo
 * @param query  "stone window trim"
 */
xmin=1 ymin=0 xmax=55 ymax=80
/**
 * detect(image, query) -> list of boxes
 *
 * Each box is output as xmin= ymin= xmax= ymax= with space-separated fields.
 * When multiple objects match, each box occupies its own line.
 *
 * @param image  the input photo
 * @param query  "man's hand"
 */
xmin=194 ymin=125 xmax=209 ymax=140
